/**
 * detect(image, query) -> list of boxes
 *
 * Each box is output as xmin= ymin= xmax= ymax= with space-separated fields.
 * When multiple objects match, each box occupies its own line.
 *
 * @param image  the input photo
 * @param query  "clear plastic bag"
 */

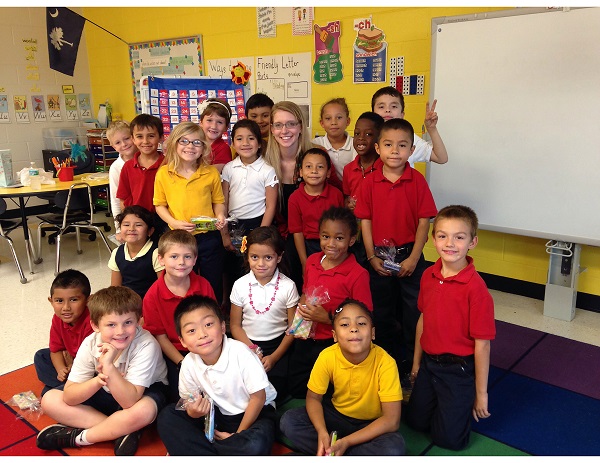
xmin=6 ymin=391 xmax=43 ymax=420
xmin=377 ymin=238 xmax=402 ymax=275
xmin=190 ymin=214 xmax=237 ymax=231
xmin=286 ymin=286 xmax=331 ymax=339
xmin=175 ymin=388 xmax=214 ymax=442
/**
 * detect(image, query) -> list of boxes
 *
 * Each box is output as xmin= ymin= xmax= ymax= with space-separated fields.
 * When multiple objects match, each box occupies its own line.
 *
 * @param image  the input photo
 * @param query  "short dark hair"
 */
xmin=296 ymin=147 xmax=332 ymax=182
xmin=174 ymin=295 xmax=223 ymax=337
xmin=231 ymin=119 xmax=263 ymax=155
xmin=50 ymin=269 xmax=91 ymax=297
xmin=115 ymin=205 xmax=154 ymax=230
xmin=433 ymin=205 xmax=479 ymax=238
xmin=330 ymin=298 xmax=373 ymax=325
xmin=319 ymin=206 xmax=358 ymax=237
xmin=379 ymin=118 xmax=415 ymax=144
xmin=130 ymin=113 xmax=164 ymax=138
xmin=245 ymin=93 xmax=274 ymax=112
xmin=356 ymin=111 xmax=385 ymax=132
xmin=88 ymin=286 xmax=142 ymax=325
xmin=371 ymin=86 xmax=405 ymax=113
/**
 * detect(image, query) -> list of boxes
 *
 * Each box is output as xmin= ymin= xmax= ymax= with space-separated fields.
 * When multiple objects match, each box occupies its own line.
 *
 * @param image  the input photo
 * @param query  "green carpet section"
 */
xmin=426 ymin=432 xmax=530 ymax=456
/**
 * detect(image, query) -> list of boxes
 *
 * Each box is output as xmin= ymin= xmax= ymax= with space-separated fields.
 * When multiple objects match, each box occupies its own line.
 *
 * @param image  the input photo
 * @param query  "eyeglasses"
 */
xmin=271 ymin=121 xmax=300 ymax=130
xmin=178 ymin=138 xmax=203 ymax=147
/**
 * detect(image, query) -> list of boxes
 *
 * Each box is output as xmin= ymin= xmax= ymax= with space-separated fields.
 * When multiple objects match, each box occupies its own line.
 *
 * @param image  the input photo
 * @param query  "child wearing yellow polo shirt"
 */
xmin=153 ymin=121 xmax=226 ymax=302
xmin=279 ymin=299 xmax=405 ymax=456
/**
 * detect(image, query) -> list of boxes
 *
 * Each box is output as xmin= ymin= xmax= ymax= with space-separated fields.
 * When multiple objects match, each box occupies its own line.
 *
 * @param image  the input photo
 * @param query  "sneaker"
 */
xmin=114 ymin=429 xmax=143 ymax=456
xmin=36 ymin=424 xmax=83 ymax=450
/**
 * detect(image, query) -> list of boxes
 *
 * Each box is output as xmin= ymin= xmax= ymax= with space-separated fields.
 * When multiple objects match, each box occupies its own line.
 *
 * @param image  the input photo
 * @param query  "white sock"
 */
xmin=75 ymin=429 xmax=93 ymax=446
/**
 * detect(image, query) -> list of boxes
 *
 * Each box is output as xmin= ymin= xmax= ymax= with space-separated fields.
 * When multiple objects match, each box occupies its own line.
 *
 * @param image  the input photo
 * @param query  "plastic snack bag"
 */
xmin=191 ymin=214 xmax=237 ymax=232
xmin=377 ymin=238 xmax=402 ymax=275
xmin=230 ymin=227 xmax=246 ymax=256
xmin=286 ymin=286 xmax=331 ymax=339
xmin=7 ymin=391 xmax=43 ymax=420
xmin=175 ymin=388 xmax=214 ymax=442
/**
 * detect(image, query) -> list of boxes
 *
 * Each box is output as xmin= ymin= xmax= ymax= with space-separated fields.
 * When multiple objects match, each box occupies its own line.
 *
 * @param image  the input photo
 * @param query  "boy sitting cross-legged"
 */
xmin=36 ymin=286 xmax=168 ymax=456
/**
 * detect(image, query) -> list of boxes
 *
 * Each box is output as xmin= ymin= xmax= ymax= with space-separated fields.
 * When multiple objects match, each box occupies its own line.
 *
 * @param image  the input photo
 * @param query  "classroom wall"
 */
xmin=0 ymin=7 xmax=92 ymax=196
xmin=82 ymin=6 xmax=600 ymax=299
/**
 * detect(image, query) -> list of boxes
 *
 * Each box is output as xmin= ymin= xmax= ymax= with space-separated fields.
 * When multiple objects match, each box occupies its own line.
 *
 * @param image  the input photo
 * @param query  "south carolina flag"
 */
xmin=46 ymin=7 xmax=86 ymax=76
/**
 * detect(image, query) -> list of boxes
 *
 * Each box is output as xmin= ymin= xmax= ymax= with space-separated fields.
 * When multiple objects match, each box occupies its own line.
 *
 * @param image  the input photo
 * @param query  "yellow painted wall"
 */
xmin=83 ymin=6 xmax=600 ymax=298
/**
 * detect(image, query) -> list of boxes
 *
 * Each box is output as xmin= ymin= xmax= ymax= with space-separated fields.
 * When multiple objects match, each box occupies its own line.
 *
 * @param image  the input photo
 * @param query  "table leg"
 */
xmin=18 ymin=197 xmax=37 ymax=274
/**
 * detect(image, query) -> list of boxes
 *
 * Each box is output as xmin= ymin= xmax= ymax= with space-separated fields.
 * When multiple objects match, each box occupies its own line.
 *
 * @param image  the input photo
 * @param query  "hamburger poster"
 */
xmin=353 ymin=16 xmax=387 ymax=84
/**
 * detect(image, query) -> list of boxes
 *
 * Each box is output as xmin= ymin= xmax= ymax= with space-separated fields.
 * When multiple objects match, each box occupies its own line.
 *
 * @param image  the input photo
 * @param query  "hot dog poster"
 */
xmin=353 ymin=17 xmax=387 ymax=84
xmin=313 ymin=21 xmax=342 ymax=84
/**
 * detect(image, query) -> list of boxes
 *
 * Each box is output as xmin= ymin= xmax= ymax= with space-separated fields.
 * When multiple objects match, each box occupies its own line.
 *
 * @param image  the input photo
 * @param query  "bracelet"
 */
xmin=367 ymin=254 xmax=377 ymax=261
xmin=248 ymin=344 xmax=259 ymax=350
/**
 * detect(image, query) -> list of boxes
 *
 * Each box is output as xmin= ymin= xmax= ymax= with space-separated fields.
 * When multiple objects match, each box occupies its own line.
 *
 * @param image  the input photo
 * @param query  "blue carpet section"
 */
xmin=474 ymin=370 xmax=600 ymax=455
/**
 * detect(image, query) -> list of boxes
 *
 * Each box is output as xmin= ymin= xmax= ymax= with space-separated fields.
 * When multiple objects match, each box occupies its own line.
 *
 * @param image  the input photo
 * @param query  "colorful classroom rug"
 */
xmin=1 ymin=320 xmax=598 ymax=456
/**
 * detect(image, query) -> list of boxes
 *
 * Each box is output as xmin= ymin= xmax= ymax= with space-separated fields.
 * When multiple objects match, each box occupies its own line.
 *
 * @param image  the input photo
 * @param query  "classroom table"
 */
xmin=0 ymin=173 xmax=110 ymax=283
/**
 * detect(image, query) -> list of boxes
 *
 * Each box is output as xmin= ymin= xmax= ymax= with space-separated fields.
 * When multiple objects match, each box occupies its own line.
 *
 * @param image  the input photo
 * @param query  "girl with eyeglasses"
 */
xmin=153 ymin=121 xmax=227 ymax=303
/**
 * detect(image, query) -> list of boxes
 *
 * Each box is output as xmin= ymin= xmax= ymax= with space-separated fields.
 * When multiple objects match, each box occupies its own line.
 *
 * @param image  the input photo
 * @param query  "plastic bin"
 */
xmin=42 ymin=128 xmax=78 ymax=151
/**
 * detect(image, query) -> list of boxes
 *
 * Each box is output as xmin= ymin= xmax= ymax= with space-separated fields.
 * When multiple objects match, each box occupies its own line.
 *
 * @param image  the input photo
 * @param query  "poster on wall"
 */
xmin=292 ymin=7 xmax=313 ymax=35
xmin=65 ymin=94 xmax=78 ymax=121
xmin=207 ymin=57 xmax=255 ymax=95
xmin=255 ymin=52 xmax=312 ymax=126
xmin=353 ymin=17 xmax=387 ymax=84
xmin=13 ymin=96 xmax=30 ymax=123
xmin=257 ymin=7 xmax=276 ymax=38
xmin=0 ymin=95 xmax=10 ymax=123
xmin=31 ymin=95 xmax=47 ymax=122
xmin=47 ymin=94 xmax=62 ymax=121
xmin=143 ymin=76 xmax=249 ymax=142
xmin=313 ymin=21 xmax=342 ymax=84
xmin=78 ymin=93 xmax=91 ymax=119
xmin=129 ymin=36 xmax=204 ymax=114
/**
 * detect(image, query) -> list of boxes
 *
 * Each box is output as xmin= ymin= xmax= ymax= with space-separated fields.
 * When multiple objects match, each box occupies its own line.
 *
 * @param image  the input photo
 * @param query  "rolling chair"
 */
xmin=36 ymin=183 xmax=113 ymax=275
xmin=0 ymin=198 xmax=29 ymax=283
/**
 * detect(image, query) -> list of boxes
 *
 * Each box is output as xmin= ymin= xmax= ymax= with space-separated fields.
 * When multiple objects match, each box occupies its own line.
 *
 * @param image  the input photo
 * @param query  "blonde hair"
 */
xmin=88 ymin=286 xmax=142 ymax=325
xmin=264 ymin=101 xmax=313 ymax=190
xmin=158 ymin=229 xmax=198 ymax=258
xmin=105 ymin=120 xmax=131 ymax=143
xmin=163 ymin=122 xmax=211 ymax=173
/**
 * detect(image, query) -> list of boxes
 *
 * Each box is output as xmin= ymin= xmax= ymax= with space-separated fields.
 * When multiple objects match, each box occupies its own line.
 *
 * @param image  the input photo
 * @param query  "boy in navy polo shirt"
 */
xmin=354 ymin=118 xmax=437 ymax=373
xmin=405 ymin=205 xmax=495 ymax=450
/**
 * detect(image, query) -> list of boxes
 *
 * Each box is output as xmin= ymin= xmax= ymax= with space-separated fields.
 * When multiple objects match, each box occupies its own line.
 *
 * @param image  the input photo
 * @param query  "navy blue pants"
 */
xmin=287 ymin=338 xmax=334 ymax=399
xmin=157 ymin=402 xmax=276 ymax=455
xmin=194 ymin=230 xmax=224 ymax=303
xmin=405 ymin=352 xmax=476 ymax=450
xmin=34 ymin=348 xmax=64 ymax=396
xmin=369 ymin=252 xmax=428 ymax=371
xmin=280 ymin=401 xmax=405 ymax=456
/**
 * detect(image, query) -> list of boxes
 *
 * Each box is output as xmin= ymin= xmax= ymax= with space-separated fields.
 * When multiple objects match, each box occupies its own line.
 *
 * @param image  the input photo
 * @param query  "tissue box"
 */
xmin=0 ymin=149 xmax=14 ymax=187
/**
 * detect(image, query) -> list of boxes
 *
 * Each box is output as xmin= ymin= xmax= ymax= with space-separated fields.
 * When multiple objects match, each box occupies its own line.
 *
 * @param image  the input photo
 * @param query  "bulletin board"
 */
xmin=141 ymin=76 xmax=250 ymax=142
xmin=429 ymin=7 xmax=600 ymax=247
xmin=129 ymin=36 xmax=204 ymax=114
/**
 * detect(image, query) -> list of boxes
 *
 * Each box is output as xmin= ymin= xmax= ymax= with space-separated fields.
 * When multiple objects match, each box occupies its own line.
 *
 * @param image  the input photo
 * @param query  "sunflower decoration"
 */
xmin=231 ymin=61 xmax=251 ymax=86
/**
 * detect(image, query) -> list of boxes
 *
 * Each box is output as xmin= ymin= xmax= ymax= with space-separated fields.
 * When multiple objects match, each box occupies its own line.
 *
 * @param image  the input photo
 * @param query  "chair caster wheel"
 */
xmin=103 ymin=225 xmax=111 ymax=232
xmin=49 ymin=238 xmax=56 ymax=245
xmin=20 ymin=278 xmax=27 ymax=284
xmin=33 ymin=258 xmax=43 ymax=264
xmin=89 ymin=233 xmax=97 ymax=241
xmin=77 ymin=249 xmax=83 ymax=255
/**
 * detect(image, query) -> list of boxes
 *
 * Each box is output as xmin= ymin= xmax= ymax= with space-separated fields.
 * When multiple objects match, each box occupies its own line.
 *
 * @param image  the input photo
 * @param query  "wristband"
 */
xmin=367 ymin=254 xmax=377 ymax=261
xmin=248 ymin=344 xmax=259 ymax=350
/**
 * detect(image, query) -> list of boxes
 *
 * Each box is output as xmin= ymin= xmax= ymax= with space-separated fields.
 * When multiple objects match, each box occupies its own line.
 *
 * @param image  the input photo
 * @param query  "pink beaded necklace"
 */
xmin=248 ymin=273 xmax=281 ymax=315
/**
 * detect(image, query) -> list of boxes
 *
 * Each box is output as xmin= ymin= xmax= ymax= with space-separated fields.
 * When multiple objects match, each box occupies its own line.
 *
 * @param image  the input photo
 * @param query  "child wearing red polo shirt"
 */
xmin=199 ymin=98 xmax=233 ymax=173
xmin=343 ymin=112 xmax=384 ymax=209
xmin=34 ymin=269 xmax=94 ymax=396
xmin=142 ymin=229 xmax=216 ymax=402
xmin=288 ymin=148 xmax=344 ymax=274
xmin=116 ymin=114 xmax=166 ymax=243
xmin=405 ymin=205 xmax=495 ymax=450
xmin=354 ymin=118 xmax=438 ymax=375
xmin=287 ymin=206 xmax=372 ymax=399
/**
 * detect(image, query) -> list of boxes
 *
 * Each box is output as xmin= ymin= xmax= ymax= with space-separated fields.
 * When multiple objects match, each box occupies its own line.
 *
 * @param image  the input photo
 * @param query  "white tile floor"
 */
xmin=1 ymin=211 xmax=599 ymax=376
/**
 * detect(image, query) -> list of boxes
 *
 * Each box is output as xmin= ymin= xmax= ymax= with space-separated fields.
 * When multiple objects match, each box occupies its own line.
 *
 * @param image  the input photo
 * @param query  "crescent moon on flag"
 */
xmin=50 ymin=9 xmax=59 ymax=18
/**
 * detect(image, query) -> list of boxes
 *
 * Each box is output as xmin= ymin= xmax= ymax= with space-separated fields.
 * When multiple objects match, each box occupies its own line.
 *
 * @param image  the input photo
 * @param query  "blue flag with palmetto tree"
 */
xmin=46 ymin=7 xmax=86 ymax=76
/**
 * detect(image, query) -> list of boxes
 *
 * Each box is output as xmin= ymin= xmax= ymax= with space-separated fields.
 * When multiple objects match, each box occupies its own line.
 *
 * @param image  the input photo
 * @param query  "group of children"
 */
xmin=31 ymin=85 xmax=496 ymax=456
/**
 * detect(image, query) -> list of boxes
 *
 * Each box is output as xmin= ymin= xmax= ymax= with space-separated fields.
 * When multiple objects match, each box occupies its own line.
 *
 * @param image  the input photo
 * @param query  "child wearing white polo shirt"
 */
xmin=221 ymin=119 xmax=279 ymax=285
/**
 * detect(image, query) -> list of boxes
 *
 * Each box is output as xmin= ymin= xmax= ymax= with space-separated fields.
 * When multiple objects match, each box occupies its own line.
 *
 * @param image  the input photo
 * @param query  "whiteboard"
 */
xmin=429 ymin=8 xmax=600 ymax=247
